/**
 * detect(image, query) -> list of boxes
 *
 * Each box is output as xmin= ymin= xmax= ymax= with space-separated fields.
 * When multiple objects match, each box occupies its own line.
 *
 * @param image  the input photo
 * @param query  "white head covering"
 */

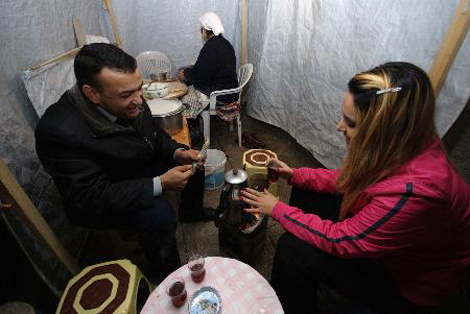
xmin=199 ymin=12 xmax=224 ymax=36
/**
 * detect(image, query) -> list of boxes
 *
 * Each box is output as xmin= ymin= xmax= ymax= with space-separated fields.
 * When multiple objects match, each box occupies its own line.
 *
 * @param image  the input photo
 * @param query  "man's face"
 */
xmin=86 ymin=67 xmax=144 ymax=118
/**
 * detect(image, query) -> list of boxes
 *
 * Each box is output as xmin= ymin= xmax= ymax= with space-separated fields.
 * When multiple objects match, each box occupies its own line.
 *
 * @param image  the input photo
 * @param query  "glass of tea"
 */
xmin=267 ymin=159 xmax=280 ymax=183
xmin=166 ymin=277 xmax=187 ymax=308
xmin=188 ymin=254 xmax=206 ymax=283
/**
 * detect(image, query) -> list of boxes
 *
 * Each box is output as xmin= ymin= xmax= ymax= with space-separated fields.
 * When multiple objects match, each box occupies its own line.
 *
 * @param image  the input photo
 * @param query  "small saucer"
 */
xmin=188 ymin=286 xmax=222 ymax=314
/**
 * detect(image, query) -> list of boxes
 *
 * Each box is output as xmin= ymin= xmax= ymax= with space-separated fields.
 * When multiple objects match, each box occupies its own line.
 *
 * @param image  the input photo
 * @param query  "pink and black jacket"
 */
xmin=271 ymin=139 xmax=470 ymax=306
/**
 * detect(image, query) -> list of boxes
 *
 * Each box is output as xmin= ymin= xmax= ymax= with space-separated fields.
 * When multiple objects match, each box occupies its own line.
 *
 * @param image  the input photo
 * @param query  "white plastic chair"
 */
xmin=136 ymin=51 xmax=172 ymax=82
xmin=201 ymin=63 xmax=253 ymax=147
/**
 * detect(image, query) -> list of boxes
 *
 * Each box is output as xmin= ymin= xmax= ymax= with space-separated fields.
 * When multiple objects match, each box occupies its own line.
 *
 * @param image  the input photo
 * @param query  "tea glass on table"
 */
xmin=166 ymin=276 xmax=187 ymax=308
xmin=188 ymin=254 xmax=206 ymax=283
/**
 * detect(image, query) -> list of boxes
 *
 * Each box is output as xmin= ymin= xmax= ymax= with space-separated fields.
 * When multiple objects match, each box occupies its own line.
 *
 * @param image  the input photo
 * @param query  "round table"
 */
xmin=141 ymin=257 xmax=284 ymax=313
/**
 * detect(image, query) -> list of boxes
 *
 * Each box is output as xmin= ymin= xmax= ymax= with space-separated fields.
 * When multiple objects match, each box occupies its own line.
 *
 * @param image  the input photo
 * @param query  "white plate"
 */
xmin=147 ymin=99 xmax=183 ymax=116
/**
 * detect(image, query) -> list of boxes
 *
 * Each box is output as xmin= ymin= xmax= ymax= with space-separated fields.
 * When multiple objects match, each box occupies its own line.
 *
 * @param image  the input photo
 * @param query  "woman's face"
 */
xmin=337 ymin=91 xmax=359 ymax=146
xmin=200 ymin=27 xmax=208 ymax=42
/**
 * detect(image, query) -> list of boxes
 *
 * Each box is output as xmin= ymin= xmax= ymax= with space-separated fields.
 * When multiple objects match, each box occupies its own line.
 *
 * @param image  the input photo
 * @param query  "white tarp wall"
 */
xmin=246 ymin=0 xmax=470 ymax=168
xmin=1 ymin=0 xmax=243 ymax=296
xmin=111 ymin=0 xmax=243 ymax=75
xmin=0 ymin=0 xmax=469 ymax=297
xmin=0 ymin=0 xmax=106 ymax=295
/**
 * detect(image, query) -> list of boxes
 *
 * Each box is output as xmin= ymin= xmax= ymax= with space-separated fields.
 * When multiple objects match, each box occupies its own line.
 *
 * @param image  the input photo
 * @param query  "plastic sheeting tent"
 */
xmin=0 ymin=0 xmax=244 ymax=297
xmin=0 ymin=0 xmax=468 ymax=297
xmin=0 ymin=0 xmax=106 ymax=296
xmin=21 ymin=0 xmax=470 ymax=169
xmin=245 ymin=0 xmax=470 ymax=168
xmin=111 ymin=0 xmax=243 ymax=75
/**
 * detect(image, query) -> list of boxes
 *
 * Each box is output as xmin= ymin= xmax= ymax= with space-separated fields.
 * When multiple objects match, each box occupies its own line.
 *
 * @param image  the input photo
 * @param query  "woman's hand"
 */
xmin=268 ymin=158 xmax=294 ymax=180
xmin=240 ymin=188 xmax=278 ymax=216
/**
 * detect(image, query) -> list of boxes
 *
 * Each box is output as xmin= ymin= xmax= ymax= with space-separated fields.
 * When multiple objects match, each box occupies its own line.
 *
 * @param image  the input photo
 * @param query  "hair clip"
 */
xmin=376 ymin=87 xmax=402 ymax=95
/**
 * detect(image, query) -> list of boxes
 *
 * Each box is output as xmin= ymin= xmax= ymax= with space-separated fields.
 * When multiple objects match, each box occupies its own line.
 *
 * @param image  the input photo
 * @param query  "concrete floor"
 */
xmin=78 ymin=112 xmax=470 ymax=313
xmin=81 ymin=107 xmax=470 ymax=281
xmin=78 ymin=112 xmax=323 ymax=281
xmin=173 ymin=113 xmax=470 ymax=313
xmin=175 ymin=113 xmax=323 ymax=280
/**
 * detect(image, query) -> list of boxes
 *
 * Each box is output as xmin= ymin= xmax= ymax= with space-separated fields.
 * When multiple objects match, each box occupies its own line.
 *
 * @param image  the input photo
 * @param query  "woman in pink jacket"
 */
xmin=241 ymin=62 xmax=470 ymax=313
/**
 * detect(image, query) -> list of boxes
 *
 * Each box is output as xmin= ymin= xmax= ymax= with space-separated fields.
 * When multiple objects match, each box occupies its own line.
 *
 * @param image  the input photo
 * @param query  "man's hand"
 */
xmin=268 ymin=158 xmax=294 ymax=180
xmin=175 ymin=149 xmax=205 ymax=166
xmin=160 ymin=165 xmax=193 ymax=191
xmin=240 ymin=188 xmax=279 ymax=216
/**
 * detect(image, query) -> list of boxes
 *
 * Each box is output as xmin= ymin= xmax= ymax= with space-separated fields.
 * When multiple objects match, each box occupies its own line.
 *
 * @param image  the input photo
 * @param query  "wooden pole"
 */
xmin=103 ymin=0 xmax=122 ymax=48
xmin=29 ymin=48 xmax=80 ymax=72
xmin=241 ymin=0 xmax=247 ymax=65
xmin=429 ymin=0 xmax=470 ymax=94
xmin=0 ymin=159 xmax=79 ymax=275
xmin=73 ymin=18 xmax=86 ymax=47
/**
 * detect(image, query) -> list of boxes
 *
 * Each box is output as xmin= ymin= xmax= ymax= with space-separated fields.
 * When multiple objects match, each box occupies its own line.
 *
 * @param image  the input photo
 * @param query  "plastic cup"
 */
xmin=166 ymin=277 xmax=187 ymax=308
xmin=188 ymin=254 xmax=206 ymax=283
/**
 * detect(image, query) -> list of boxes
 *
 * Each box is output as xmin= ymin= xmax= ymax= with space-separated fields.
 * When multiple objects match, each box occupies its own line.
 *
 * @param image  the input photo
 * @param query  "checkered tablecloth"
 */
xmin=141 ymin=257 xmax=284 ymax=313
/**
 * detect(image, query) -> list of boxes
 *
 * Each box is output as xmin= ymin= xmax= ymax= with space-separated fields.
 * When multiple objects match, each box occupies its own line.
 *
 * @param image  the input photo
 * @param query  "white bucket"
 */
xmin=204 ymin=149 xmax=227 ymax=190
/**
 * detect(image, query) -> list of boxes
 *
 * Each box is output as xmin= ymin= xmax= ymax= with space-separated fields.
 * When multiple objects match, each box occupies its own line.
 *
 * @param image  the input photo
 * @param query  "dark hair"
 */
xmin=348 ymin=62 xmax=434 ymax=114
xmin=337 ymin=62 xmax=436 ymax=219
xmin=74 ymin=43 xmax=137 ymax=91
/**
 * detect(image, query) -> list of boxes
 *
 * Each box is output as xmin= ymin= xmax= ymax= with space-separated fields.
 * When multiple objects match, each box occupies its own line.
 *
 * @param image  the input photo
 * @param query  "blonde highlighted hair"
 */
xmin=336 ymin=62 xmax=437 ymax=220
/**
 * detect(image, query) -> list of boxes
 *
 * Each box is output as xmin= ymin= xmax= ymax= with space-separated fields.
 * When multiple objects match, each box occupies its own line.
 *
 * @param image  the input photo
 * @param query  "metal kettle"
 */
xmin=215 ymin=168 xmax=248 ymax=226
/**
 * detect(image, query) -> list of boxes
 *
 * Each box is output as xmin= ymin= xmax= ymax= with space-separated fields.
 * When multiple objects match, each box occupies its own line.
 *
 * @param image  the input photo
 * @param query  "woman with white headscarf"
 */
xmin=179 ymin=12 xmax=239 ymax=124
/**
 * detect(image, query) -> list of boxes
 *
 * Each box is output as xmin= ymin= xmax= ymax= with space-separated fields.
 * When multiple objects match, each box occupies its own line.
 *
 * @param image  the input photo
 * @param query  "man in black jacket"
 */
xmin=35 ymin=43 xmax=202 ymax=282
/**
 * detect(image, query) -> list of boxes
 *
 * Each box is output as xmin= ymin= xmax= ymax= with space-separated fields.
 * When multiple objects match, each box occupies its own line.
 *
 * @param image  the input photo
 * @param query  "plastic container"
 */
xmin=204 ymin=149 xmax=227 ymax=190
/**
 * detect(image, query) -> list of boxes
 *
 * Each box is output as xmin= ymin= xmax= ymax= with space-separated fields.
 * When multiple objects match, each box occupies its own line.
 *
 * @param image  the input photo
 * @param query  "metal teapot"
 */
xmin=215 ymin=168 xmax=248 ymax=226
xmin=215 ymin=167 xmax=267 ymax=234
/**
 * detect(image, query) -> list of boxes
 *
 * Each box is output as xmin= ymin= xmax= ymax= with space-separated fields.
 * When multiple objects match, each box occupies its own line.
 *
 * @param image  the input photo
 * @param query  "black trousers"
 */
xmin=124 ymin=171 xmax=205 ymax=283
xmin=109 ymin=196 xmax=180 ymax=284
xmin=270 ymin=188 xmax=425 ymax=314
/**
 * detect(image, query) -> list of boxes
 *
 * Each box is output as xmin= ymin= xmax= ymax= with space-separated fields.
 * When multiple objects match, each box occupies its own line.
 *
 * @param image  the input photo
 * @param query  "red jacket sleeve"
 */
xmin=289 ymin=168 xmax=340 ymax=194
xmin=271 ymin=182 xmax=435 ymax=258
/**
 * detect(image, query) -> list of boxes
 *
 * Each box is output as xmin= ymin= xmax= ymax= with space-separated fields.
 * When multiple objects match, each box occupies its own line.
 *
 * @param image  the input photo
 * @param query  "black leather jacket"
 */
xmin=35 ymin=88 xmax=186 ymax=227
